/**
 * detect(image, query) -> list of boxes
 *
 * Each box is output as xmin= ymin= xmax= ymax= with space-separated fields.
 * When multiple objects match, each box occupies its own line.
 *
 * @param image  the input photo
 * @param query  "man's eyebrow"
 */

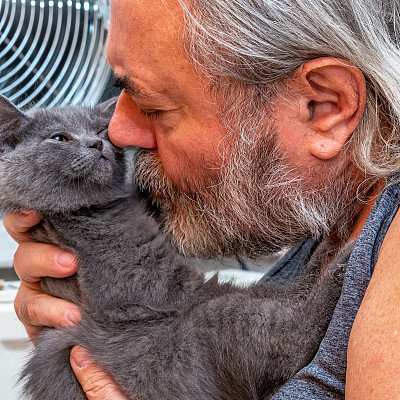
xmin=112 ymin=75 xmax=162 ymax=100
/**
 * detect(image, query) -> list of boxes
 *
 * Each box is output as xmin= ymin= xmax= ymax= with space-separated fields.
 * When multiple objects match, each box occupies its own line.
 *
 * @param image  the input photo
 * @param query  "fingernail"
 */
xmin=65 ymin=307 xmax=81 ymax=327
xmin=55 ymin=251 xmax=76 ymax=269
xmin=20 ymin=210 xmax=39 ymax=218
xmin=71 ymin=347 xmax=90 ymax=369
xmin=20 ymin=211 xmax=41 ymax=223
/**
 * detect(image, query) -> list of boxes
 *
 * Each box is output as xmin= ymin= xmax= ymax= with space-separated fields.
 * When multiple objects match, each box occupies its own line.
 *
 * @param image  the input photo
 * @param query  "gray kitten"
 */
xmin=0 ymin=95 xmax=350 ymax=400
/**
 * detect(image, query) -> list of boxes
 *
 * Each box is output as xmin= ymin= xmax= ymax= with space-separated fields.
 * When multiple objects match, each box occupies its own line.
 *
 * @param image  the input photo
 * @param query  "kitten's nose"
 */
xmin=89 ymin=139 xmax=104 ymax=152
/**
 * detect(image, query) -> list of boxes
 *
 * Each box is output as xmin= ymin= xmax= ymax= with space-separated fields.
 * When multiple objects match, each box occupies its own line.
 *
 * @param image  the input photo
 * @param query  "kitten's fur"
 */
xmin=0 ymin=95 xmax=351 ymax=400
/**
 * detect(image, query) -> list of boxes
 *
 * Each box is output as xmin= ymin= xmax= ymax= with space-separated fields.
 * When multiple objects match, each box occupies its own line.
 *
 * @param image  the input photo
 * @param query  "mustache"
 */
xmin=134 ymin=149 xmax=177 ymax=201
xmin=134 ymin=148 xmax=220 ymax=204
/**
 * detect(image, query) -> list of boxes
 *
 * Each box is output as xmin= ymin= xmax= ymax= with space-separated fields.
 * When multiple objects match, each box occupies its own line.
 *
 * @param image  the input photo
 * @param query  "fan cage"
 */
xmin=0 ymin=0 xmax=112 ymax=108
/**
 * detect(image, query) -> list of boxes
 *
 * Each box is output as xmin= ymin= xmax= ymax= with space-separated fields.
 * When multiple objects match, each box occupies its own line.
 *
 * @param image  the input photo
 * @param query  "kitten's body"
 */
xmin=0 ymin=96 xmax=350 ymax=400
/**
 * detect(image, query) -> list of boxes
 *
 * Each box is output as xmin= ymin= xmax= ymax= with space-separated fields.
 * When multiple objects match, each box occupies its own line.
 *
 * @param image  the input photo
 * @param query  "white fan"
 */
xmin=0 ymin=0 xmax=112 ymax=108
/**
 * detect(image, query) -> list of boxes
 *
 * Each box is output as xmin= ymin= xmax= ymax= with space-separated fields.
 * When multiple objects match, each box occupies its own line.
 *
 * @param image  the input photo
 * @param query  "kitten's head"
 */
xmin=0 ymin=95 xmax=127 ymax=213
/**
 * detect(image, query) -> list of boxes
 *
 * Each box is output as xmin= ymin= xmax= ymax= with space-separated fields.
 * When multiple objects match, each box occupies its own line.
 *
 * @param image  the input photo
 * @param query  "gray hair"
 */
xmin=177 ymin=0 xmax=400 ymax=180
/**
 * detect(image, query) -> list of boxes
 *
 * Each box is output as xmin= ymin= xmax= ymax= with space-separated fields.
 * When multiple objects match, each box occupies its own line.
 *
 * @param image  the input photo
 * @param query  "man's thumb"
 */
xmin=70 ymin=346 xmax=128 ymax=400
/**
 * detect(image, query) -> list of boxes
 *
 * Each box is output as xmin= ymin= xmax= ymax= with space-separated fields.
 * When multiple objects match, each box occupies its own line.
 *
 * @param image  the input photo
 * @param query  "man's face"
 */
xmin=107 ymin=0 xmax=359 ymax=257
xmin=107 ymin=0 xmax=227 ymax=189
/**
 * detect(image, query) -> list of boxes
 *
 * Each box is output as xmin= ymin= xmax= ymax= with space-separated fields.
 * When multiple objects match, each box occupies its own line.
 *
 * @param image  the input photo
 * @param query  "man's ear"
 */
xmin=290 ymin=58 xmax=367 ymax=160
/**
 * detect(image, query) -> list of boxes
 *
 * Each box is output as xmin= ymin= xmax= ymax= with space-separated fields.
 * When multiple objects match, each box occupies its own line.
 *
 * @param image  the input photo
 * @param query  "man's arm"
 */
xmin=346 ymin=208 xmax=400 ymax=398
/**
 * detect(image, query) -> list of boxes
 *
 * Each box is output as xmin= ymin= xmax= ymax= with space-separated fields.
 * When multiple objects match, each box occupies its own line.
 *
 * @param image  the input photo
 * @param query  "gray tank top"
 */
xmin=265 ymin=175 xmax=400 ymax=399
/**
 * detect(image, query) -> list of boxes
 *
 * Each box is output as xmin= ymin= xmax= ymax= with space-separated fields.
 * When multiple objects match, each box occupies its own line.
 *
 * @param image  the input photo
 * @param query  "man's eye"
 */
xmin=51 ymin=134 xmax=69 ymax=142
xmin=140 ymin=110 xmax=162 ymax=120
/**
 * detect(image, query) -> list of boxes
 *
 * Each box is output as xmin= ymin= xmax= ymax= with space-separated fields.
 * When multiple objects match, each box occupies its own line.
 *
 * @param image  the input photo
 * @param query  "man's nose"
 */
xmin=108 ymin=91 xmax=157 ymax=149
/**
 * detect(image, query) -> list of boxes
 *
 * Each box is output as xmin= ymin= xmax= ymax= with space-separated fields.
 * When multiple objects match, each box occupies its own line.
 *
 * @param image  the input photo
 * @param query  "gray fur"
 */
xmin=0 ymin=95 xmax=351 ymax=399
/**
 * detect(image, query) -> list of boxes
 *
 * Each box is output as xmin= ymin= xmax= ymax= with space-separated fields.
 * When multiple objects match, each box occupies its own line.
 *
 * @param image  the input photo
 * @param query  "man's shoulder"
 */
xmin=376 ymin=204 xmax=400 ymax=271
xmin=346 ymin=204 xmax=400 ymax=399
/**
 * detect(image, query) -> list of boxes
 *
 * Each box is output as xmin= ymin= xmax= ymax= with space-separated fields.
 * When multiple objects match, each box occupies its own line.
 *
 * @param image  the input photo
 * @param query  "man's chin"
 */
xmin=160 ymin=206 xmax=282 ymax=259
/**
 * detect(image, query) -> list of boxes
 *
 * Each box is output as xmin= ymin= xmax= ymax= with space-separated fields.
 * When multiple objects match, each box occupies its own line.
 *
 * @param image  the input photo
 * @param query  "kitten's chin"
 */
xmin=90 ymin=158 xmax=116 ymax=184
xmin=96 ymin=156 xmax=109 ymax=169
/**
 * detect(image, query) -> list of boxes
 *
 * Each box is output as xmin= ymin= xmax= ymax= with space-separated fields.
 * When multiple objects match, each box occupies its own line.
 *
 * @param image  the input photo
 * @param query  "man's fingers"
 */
xmin=14 ymin=282 xmax=81 ymax=340
xmin=14 ymin=241 xmax=77 ymax=283
xmin=70 ymin=347 xmax=128 ymax=400
xmin=4 ymin=212 xmax=80 ymax=340
xmin=12 ymin=241 xmax=79 ymax=339
xmin=17 ymin=300 xmax=80 ymax=340
xmin=3 ymin=212 xmax=42 ymax=243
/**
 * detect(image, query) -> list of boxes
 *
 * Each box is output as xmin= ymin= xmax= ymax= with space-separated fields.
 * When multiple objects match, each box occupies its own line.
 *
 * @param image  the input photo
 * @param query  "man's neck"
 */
xmin=349 ymin=179 xmax=386 ymax=242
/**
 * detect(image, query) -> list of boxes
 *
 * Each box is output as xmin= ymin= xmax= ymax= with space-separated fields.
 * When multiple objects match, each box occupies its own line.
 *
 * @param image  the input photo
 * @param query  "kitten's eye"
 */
xmin=51 ymin=134 xmax=69 ymax=143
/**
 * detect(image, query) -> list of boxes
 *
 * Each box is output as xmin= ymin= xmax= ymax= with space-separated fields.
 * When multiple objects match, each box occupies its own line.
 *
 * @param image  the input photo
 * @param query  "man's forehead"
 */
xmin=108 ymin=0 xmax=211 ymax=106
xmin=108 ymin=0 xmax=184 ymax=64
xmin=107 ymin=0 xmax=198 ymax=99
xmin=110 ymin=0 xmax=183 ymax=29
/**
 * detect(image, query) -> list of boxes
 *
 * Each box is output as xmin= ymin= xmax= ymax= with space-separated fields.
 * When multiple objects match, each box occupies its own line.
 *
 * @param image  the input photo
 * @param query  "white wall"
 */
xmin=0 ymin=218 xmax=18 ymax=268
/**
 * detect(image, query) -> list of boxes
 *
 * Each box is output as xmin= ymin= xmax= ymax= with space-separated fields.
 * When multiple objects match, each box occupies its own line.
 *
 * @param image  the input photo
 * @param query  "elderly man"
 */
xmin=4 ymin=0 xmax=400 ymax=398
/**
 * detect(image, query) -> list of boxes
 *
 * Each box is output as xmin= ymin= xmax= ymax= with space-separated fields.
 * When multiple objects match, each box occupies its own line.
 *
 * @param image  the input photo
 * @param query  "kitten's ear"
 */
xmin=95 ymin=96 xmax=118 ymax=119
xmin=0 ymin=96 xmax=28 ymax=151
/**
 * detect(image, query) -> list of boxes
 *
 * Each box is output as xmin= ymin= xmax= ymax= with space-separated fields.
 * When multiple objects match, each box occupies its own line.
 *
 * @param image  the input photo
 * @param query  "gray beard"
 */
xmin=134 ymin=133 xmax=362 ymax=259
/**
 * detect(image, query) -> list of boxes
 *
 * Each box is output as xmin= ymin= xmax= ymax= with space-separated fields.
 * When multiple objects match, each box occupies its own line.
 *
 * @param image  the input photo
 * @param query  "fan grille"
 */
xmin=0 ymin=0 xmax=111 ymax=108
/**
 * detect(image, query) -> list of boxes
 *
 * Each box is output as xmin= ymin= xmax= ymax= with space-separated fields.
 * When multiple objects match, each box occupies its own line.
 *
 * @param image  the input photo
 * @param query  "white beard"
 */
xmin=134 ymin=131 xmax=362 ymax=258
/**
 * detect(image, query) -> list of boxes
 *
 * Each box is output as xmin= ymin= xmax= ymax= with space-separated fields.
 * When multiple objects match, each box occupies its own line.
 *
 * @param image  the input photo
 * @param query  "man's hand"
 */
xmin=70 ymin=347 xmax=129 ymax=399
xmin=4 ymin=214 xmax=128 ymax=399
xmin=3 ymin=212 xmax=80 ymax=339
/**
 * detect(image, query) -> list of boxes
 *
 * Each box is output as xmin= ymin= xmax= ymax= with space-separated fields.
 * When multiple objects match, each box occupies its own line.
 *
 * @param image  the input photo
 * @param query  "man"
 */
xmin=4 ymin=0 xmax=400 ymax=398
